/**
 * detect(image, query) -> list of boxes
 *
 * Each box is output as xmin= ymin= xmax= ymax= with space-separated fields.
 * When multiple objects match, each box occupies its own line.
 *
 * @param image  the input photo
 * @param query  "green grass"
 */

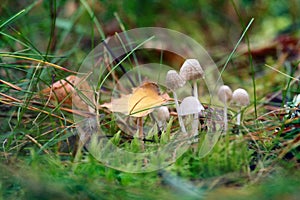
xmin=1 ymin=1 xmax=299 ymax=199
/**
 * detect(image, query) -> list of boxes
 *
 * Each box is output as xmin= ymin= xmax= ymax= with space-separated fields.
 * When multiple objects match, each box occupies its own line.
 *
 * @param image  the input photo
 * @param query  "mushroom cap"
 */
xmin=165 ymin=70 xmax=186 ymax=90
xmin=232 ymin=88 xmax=250 ymax=106
xmin=218 ymin=85 xmax=233 ymax=104
xmin=157 ymin=106 xmax=170 ymax=121
xmin=179 ymin=59 xmax=204 ymax=81
xmin=178 ymin=96 xmax=205 ymax=116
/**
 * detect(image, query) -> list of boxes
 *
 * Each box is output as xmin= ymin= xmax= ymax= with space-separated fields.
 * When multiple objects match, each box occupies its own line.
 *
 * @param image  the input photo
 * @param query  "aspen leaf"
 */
xmin=101 ymin=82 xmax=170 ymax=117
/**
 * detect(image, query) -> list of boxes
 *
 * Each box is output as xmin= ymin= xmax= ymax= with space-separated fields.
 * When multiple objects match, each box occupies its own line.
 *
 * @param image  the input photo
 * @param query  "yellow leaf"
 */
xmin=101 ymin=82 xmax=170 ymax=117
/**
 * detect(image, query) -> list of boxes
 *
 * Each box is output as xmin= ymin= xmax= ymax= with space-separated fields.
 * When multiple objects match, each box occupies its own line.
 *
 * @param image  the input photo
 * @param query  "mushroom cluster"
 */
xmin=165 ymin=59 xmax=205 ymax=138
xmin=163 ymin=59 xmax=250 ymax=138
xmin=217 ymin=85 xmax=250 ymax=132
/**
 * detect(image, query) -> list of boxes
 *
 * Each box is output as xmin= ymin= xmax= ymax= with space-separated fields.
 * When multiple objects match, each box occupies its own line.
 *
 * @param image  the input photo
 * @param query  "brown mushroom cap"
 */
xmin=165 ymin=70 xmax=186 ymax=90
xmin=232 ymin=88 xmax=250 ymax=106
xmin=179 ymin=59 xmax=204 ymax=81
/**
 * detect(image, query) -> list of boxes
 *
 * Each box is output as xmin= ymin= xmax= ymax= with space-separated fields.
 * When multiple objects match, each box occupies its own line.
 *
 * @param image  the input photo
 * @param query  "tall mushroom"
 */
xmin=165 ymin=70 xmax=186 ymax=133
xmin=179 ymin=59 xmax=204 ymax=137
xmin=232 ymin=88 xmax=250 ymax=125
xmin=218 ymin=85 xmax=232 ymax=132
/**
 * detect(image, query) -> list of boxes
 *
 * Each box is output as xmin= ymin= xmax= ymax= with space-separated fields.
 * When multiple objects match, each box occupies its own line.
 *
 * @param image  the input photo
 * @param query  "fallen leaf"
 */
xmin=101 ymin=82 xmax=170 ymax=117
xmin=40 ymin=75 xmax=94 ymax=112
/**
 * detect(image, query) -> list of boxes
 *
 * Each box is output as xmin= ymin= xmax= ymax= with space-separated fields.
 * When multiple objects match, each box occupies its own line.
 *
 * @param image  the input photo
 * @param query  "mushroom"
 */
xmin=157 ymin=106 xmax=170 ymax=131
xmin=165 ymin=70 xmax=186 ymax=133
xmin=179 ymin=59 xmax=204 ymax=98
xmin=178 ymin=96 xmax=205 ymax=142
xmin=217 ymin=85 xmax=233 ymax=132
xmin=232 ymin=88 xmax=250 ymax=125
xmin=178 ymin=96 xmax=205 ymax=116
xmin=179 ymin=59 xmax=204 ymax=136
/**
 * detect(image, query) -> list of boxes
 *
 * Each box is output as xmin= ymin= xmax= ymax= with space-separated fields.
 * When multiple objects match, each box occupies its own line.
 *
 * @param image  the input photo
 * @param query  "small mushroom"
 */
xmin=179 ymin=59 xmax=204 ymax=82
xmin=157 ymin=106 xmax=170 ymax=131
xmin=179 ymin=59 xmax=204 ymax=99
xmin=166 ymin=70 xmax=186 ymax=90
xmin=179 ymin=59 xmax=204 ymax=137
xmin=178 ymin=96 xmax=204 ymax=116
xmin=218 ymin=85 xmax=232 ymax=132
xmin=178 ymin=96 xmax=204 ymax=142
xmin=165 ymin=70 xmax=186 ymax=133
xmin=232 ymin=88 xmax=250 ymax=125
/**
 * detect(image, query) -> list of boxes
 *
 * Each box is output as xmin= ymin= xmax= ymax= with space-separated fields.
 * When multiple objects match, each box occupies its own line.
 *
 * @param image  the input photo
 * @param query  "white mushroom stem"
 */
xmin=236 ymin=108 xmax=241 ymax=125
xmin=157 ymin=121 xmax=163 ymax=130
xmin=173 ymin=92 xmax=187 ymax=133
xmin=193 ymin=81 xmax=198 ymax=98
xmin=192 ymin=81 xmax=199 ymax=137
xmin=224 ymin=105 xmax=228 ymax=130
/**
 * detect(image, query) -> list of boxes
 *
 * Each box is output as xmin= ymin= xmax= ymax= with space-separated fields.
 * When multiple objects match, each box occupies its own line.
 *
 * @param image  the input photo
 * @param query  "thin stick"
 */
xmin=0 ymin=79 xmax=22 ymax=91
xmin=25 ymin=134 xmax=50 ymax=154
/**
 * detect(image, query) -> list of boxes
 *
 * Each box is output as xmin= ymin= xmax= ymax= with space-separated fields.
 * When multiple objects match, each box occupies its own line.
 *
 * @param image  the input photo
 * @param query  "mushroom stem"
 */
xmin=217 ymin=85 xmax=233 ymax=134
xmin=193 ymin=81 xmax=198 ymax=98
xmin=157 ymin=121 xmax=163 ymax=130
xmin=192 ymin=81 xmax=199 ymax=138
xmin=173 ymin=92 xmax=186 ymax=133
xmin=236 ymin=109 xmax=241 ymax=125
xmin=224 ymin=105 xmax=228 ymax=131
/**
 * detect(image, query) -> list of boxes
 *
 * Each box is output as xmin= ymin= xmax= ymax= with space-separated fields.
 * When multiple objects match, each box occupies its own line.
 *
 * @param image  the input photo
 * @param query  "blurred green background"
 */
xmin=0 ymin=1 xmax=299 ymax=200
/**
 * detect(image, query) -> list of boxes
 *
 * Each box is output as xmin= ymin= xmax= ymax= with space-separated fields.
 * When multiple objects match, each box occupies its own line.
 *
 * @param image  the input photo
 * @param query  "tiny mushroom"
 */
xmin=232 ymin=88 xmax=250 ymax=125
xmin=178 ymin=96 xmax=204 ymax=116
xmin=165 ymin=70 xmax=186 ymax=133
xmin=166 ymin=70 xmax=186 ymax=90
xmin=178 ymin=96 xmax=204 ymax=142
xmin=179 ymin=59 xmax=204 ymax=98
xmin=157 ymin=106 xmax=170 ymax=131
xmin=218 ymin=85 xmax=233 ymax=132
xmin=179 ymin=59 xmax=204 ymax=136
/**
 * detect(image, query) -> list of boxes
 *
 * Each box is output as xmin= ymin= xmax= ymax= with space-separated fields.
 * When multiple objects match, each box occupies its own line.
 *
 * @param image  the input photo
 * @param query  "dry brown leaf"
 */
xmin=40 ymin=75 xmax=94 ymax=113
xmin=101 ymin=82 xmax=170 ymax=117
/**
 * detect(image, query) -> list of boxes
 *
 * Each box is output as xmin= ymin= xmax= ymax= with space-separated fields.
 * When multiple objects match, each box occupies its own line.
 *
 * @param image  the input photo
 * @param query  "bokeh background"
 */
xmin=0 ymin=1 xmax=299 ymax=199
